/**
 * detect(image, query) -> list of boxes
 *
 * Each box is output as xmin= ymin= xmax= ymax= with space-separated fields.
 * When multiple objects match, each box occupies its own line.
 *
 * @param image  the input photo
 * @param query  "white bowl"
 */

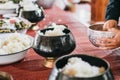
xmin=0 ymin=8 xmax=16 ymax=14
xmin=0 ymin=2 xmax=18 ymax=14
xmin=0 ymin=33 xmax=33 ymax=65
xmin=0 ymin=5 xmax=16 ymax=14
xmin=88 ymin=24 xmax=115 ymax=49
xmin=0 ymin=48 xmax=30 ymax=65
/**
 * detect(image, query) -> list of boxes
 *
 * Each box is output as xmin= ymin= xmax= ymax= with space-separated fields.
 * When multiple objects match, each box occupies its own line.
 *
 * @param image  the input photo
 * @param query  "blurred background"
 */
xmin=0 ymin=0 xmax=114 ymax=27
xmin=55 ymin=0 xmax=109 ymax=27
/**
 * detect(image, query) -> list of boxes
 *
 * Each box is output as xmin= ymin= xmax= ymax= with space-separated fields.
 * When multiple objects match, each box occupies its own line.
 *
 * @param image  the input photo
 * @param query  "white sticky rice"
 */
xmin=40 ymin=23 xmax=67 ymax=36
xmin=61 ymin=57 xmax=104 ymax=77
xmin=0 ymin=33 xmax=32 ymax=55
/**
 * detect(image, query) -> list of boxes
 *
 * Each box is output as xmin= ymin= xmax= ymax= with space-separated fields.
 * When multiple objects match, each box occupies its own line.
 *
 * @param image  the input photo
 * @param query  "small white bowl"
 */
xmin=0 ymin=48 xmax=30 ymax=65
xmin=0 ymin=33 xmax=33 ymax=65
xmin=88 ymin=24 xmax=115 ymax=49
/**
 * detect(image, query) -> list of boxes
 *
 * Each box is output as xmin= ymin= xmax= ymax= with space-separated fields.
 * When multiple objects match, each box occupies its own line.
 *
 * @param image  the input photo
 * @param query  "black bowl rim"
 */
xmin=54 ymin=54 xmax=111 ymax=78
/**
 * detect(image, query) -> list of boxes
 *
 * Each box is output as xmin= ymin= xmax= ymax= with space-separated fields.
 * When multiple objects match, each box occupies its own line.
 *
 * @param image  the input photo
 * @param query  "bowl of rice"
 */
xmin=0 ymin=33 xmax=33 ymax=65
xmin=49 ymin=54 xmax=114 ymax=80
xmin=33 ymin=23 xmax=76 ymax=68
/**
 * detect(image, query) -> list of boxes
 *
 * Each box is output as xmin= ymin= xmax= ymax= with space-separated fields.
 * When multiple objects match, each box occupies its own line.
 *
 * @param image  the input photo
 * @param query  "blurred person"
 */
xmin=98 ymin=0 xmax=120 ymax=49
xmin=103 ymin=0 xmax=120 ymax=30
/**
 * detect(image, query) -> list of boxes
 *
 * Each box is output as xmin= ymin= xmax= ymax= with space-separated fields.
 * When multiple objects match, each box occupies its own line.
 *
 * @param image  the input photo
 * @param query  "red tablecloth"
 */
xmin=0 ymin=6 xmax=120 ymax=80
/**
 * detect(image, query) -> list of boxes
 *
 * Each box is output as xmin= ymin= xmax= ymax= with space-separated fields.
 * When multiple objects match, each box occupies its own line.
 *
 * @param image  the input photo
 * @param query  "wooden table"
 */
xmin=0 ymin=6 xmax=120 ymax=80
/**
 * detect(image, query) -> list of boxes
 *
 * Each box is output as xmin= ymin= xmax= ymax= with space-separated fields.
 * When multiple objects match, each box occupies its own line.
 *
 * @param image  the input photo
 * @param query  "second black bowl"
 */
xmin=49 ymin=54 xmax=114 ymax=80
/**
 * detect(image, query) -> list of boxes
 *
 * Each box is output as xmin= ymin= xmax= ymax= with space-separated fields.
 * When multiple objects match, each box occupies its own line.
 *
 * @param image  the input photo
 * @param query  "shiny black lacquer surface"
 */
xmin=49 ymin=54 xmax=114 ymax=80
xmin=33 ymin=29 xmax=76 ymax=58
xmin=22 ymin=7 xmax=44 ymax=23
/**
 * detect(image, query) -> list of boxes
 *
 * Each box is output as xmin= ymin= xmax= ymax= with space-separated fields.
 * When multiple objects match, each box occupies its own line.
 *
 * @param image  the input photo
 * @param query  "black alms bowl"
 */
xmin=33 ymin=28 xmax=76 ymax=58
xmin=49 ymin=54 xmax=114 ymax=80
xmin=22 ymin=7 xmax=44 ymax=23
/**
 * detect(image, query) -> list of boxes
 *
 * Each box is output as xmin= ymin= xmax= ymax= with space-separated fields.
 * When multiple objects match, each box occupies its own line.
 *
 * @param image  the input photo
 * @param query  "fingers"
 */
xmin=99 ymin=46 xmax=117 ymax=50
xmin=97 ymin=38 xmax=118 ymax=49
xmin=108 ymin=28 xmax=119 ymax=33
xmin=103 ymin=23 xmax=110 ymax=31
xmin=103 ymin=20 xmax=118 ymax=31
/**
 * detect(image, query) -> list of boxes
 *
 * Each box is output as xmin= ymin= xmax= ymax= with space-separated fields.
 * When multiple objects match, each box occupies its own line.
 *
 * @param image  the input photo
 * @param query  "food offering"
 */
xmin=40 ymin=23 xmax=69 ymax=36
xmin=0 ymin=17 xmax=30 ymax=33
xmin=33 ymin=23 xmax=76 ymax=68
xmin=49 ymin=54 xmax=114 ymax=80
xmin=0 ymin=33 xmax=33 ymax=65
xmin=0 ymin=33 xmax=32 ymax=55
xmin=61 ymin=57 xmax=105 ymax=77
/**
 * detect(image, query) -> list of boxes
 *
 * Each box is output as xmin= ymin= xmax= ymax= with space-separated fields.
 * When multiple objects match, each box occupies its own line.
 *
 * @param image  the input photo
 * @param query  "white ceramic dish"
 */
xmin=0 ymin=33 xmax=33 ymax=65
xmin=3 ymin=14 xmax=17 ymax=18
xmin=0 ymin=1 xmax=18 ymax=14
xmin=0 ymin=8 xmax=16 ymax=14
xmin=0 ymin=48 xmax=29 ymax=65
xmin=88 ymin=24 xmax=115 ymax=49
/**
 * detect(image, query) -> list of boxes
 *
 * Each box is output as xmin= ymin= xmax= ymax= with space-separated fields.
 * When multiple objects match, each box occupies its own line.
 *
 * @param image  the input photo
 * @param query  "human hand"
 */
xmin=97 ymin=28 xmax=120 ymax=49
xmin=103 ymin=20 xmax=118 ymax=31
